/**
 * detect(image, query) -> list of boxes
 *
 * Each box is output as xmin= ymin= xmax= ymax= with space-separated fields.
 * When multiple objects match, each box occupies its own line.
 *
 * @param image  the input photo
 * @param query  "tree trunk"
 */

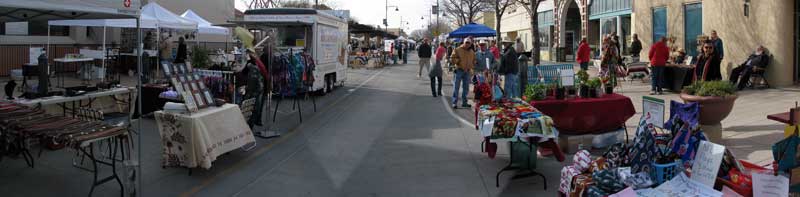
xmin=530 ymin=1 xmax=540 ymax=66
xmin=494 ymin=0 xmax=502 ymax=44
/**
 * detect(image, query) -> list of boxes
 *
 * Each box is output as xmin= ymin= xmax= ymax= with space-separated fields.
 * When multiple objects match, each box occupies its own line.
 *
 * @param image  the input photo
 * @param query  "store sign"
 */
xmin=244 ymin=15 xmax=315 ymax=23
xmin=691 ymin=141 xmax=726 ymax=187
xmin=642 ymin=96 xmax=665 ymax=128
xmin=752 ymin=172 xmax=790 ymax=197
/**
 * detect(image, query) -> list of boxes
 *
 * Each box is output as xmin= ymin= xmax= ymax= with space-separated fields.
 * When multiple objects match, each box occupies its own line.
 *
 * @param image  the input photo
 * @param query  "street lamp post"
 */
xmin=385 ymin=0 xmax=398 ymax=39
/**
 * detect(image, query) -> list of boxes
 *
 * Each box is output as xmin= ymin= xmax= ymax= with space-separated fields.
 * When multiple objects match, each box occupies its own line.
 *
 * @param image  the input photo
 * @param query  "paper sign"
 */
xmin=480 ymin=117 xmax=495 ymax=137
xmin=610 ymin=187 xmax=636 ymax=197
xmin=752 ymin=172 xmax=790 ymax=197
xmin=642 ymin=96 xmax=665 ymax=128
xmin=722 ymin=186 xmax=744 ymax=197
xmin=656 ymin=173 xmax=722 ymax=197
xmin=635 ymin=188 xmax=667 ymax=197
xmin=560 ymin=69 xmax=575 ymax=86
xmin=691 ymin=141 xmax=726 ymax=187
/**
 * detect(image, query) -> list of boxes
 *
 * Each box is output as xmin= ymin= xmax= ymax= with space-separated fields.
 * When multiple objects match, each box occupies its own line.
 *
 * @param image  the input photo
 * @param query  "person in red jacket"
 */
xmin=648 ymin=36 xmax=670 ymax=95
xmin=576 ymin=37 xmax=591 ymax=70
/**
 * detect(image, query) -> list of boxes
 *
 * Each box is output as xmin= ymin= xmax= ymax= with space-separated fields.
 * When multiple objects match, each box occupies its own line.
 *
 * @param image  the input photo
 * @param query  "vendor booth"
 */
xmin=0 ymin=0 xmax=143 ymax=196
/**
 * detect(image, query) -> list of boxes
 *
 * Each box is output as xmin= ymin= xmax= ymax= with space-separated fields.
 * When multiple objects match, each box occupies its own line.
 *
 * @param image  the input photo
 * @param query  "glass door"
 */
xmin=652 ymin=7 xmax=667 ymax=43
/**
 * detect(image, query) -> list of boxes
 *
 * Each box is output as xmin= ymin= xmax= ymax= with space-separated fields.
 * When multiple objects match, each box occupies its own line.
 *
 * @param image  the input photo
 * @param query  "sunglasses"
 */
xmin=704 ymin=46 xmax=713 ymax=49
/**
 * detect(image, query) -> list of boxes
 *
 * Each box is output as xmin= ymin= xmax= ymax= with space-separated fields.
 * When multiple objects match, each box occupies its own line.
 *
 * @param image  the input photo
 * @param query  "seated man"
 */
xmin=730 ymin=45 xmax=769 ymax=90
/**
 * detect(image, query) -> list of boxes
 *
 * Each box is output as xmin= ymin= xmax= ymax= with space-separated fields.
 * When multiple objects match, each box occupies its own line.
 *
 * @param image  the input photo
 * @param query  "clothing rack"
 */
xmin=194 ymin=69 xmax=236 ymax=103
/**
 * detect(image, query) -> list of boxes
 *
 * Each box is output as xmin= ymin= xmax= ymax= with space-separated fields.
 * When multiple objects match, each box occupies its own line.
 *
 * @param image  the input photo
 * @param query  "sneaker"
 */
xmin=461 ymin=103 xmax=472 ymax=108
xmin=657 ymin=91 xmax=664 ymax=95
xmin=433 ymin=94 xmax=437 ymax=97
xmin=649 ymin=91 xmax=657 ymax=95
xmin=452 ymin=104 xmax=457 ymax=109
xmin=438 ymin=92 xmax=443 ymax=96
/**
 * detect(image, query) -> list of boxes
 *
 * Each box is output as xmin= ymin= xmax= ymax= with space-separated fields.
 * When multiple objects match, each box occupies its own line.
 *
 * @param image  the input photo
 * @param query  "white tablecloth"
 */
xmin=155 ymin=104 xmax=255 ymax=169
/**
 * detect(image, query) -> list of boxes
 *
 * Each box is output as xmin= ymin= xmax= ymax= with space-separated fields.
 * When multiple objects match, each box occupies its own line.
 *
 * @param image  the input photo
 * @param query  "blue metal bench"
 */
xmin=527 ymin=64 xmax=575 ymax=85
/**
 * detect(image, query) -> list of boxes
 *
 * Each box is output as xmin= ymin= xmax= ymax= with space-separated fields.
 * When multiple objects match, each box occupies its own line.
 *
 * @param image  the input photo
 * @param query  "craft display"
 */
xmin=557 ymin=100 xmax=786 ymax=197
xmin=161 ymin=62 xmax=218 ymax=113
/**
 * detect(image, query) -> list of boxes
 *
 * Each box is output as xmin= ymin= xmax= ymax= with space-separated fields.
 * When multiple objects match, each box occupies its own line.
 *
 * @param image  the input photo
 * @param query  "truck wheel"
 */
xmin=325 ymin=77 xmax=333 ymax=93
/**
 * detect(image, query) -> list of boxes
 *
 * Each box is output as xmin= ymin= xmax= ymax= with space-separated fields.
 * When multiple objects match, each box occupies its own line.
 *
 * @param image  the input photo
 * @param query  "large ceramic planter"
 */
xmin=679 ymin=93 xmax=738 ymax=125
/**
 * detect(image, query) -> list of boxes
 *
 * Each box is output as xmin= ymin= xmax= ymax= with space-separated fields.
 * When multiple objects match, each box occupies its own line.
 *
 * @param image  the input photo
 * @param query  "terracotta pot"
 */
xmin=679 ymin=93 xmax=738 ymax=125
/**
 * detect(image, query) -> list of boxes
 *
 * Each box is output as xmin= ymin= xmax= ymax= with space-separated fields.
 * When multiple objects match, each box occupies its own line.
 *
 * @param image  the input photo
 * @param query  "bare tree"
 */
xmin=492 ymin=0 xmax=515 ymax=45
xmin=279 ymin=0 xmax=336 ymax=10
xmin=442 ymin=0 xmax=490 ymax=26
xmin=514 ymin=0 xmax=544 ymax=97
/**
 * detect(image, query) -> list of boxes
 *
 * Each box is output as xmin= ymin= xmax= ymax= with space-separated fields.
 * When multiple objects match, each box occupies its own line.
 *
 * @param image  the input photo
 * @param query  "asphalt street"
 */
xmin=0 ymin=54 xmax=563 ymax=197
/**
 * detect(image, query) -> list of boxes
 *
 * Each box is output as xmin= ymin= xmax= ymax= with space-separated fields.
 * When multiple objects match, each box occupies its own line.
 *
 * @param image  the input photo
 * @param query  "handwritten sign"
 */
xmin=480 ymin=117 xmax=495 ymax=137
xmin=722 ymin=186 xmax=744 ymax=197
xmin=656 ymin=172 xmax=722 ymax=197
xmin=642 ymin=96 xmax=665 ymax=128
xmin=609 ymin=187 xmax=636 ymax=197
xmin=635 ymin=188 xmax=667 ymax=197
xmin=691 ymin=141 xmax=726 ymax=187
xmin=752 ymin=172 xmax=790 ymax=197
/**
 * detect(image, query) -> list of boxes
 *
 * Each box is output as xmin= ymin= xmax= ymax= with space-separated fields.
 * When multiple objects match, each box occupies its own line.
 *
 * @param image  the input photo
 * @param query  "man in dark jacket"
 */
xmin=499 ymin=39 xmax=519 ymax=98
xmin=730 ymin=46 xmax=769 ymax=90
xmin=630 ymin=34 xmax=642 ymax=59
xmin=417 ymin=39 xmax=432 ymax=78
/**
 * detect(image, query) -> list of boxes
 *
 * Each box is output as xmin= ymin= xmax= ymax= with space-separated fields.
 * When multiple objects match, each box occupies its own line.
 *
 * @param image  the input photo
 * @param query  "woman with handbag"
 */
xmin=601 ymin=37 xmax=620 ymax=86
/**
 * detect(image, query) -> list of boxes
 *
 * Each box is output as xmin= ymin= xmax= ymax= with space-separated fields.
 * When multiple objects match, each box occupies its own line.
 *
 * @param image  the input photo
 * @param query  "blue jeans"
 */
xmin=452 ymin=69 xmax=470 ymax=105
xmin=580 ymin=62 xmax=589 ymax=70
xmin=504 ymin=74 xmax=519 ymax=98
xmin=651 ymin=66 xmax=665 ymax=92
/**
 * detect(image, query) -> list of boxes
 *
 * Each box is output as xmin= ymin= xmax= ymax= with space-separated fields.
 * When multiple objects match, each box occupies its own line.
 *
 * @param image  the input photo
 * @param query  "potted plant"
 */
xmin=680 ymin=80 xmax=738 ymax=125
xmin=523 ymin=84 xmax=549 ymax=102
xmin=586 ymin=78 xmax=601 ymax=98
xmin=576 ymin=69 xmax=590 ymax=98
xmin=601 ymin=76 xmax=614 ymax=94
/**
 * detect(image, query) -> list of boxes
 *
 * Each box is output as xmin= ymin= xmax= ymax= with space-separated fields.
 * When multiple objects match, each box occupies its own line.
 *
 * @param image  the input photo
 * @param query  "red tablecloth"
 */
xmin=531 ymin=94 xmax=636 ymax=135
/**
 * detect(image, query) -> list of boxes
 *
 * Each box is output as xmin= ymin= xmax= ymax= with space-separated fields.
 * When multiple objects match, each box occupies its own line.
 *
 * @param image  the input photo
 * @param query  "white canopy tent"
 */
xmin=181 ymin=10 xmax=229 ymax=35
xmin=48 ymin=2 xmax=198 ymax=76
xmin=0 ymin=0 xmax=144 ymax=195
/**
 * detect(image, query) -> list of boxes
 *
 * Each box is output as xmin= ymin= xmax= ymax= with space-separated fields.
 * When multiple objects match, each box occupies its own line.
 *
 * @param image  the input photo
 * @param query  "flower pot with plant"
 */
xmin=587 ymin=78 xmax=601 ymax=98
xmin=680 ymin=80 xmax=738 ymax=125
xmin=524 ymin=84 xmax=549 ymax=102
xmin=576 ymin=69 xmax=590 ymax=98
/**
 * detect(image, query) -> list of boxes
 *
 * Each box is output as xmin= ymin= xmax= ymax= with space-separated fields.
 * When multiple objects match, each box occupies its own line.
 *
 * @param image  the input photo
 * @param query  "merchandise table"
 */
xmin=155 ymin=104 xmax=255 ymax=169
xmin=530 ymin=94 xmax=635 ymax=136
xmin=54 ymin=58 xmax=94 ymax=87
xmin=477 ymin=100 xmax=560 ymax=189
xmin=15 ymin=87 xmax=133 ymax=117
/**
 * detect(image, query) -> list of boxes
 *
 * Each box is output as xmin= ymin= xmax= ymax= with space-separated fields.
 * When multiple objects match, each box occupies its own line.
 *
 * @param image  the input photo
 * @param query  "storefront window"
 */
xmin=538 ymin=26 xmax=551 ymax=50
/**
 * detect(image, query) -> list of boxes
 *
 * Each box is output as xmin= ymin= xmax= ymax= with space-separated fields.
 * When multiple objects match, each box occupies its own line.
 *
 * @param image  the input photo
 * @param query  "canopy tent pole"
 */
xmin=102 ymin=25 xmax=106 ymax=82
xmin=47 ymin=25 xmax=50 ymax=76
xmin=156 ymin=27 xmax=160 ymax=80
xmin=135 ymin=16 xmax=143 ymax=197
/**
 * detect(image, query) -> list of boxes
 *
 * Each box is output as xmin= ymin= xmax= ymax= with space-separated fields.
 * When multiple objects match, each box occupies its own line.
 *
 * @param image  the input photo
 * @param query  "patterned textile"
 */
xmin=589 ymin=157 xmax=609 ymax=173
xmin=618 ymin=167 xmax=654 ymax=189
xmin=585 ymin=185 xmax=609 ymax=197
xmin=629 ymin=120 xmax=657 ymax=174
xmin=560 ymin=166 xmax=581 ymax=193
xmin=665 ymin=101 xmax=699 ymax=130
xmin=592 ymin=169 xmax=626 ymax=193
xmin=574 ymin=150 xmax=593 ymax=172
xmin=669 ymin=125 xmax=707 ymax=168
xmin=155 ymin=104 xmax=256 ymax=169
xmin=603 ymin=143 xmax=629 ymax=168
xmin=569 ymin=174 xmax=594 ymax=197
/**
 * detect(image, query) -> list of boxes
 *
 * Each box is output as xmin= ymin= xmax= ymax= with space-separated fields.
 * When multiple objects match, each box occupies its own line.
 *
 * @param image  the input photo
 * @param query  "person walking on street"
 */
xmin=475 ymin=40 xmax=496 ymax=73
xmin=648 ymin=36 xmax=670 ymax=95
xmin=710 ymin=30 xmax=724 ymax=60
xmin=694 ymin=41 xmax=723 ymax=81
xmin=630 ymin=34 xmax=642 ymax=60
xmin=402 ymin=42 xmax=409 ymax=64
xmin=499 ymin=38 xmax=519 ymax=98
xmin=576 ymin=37 xmax=591 ymax=70
xmin=450 ymin=39 xmax=476 ymax=109
xmin=417 ymin=39 xmax=433 ymax=78
xmin=430 ymin=42 xmax=446 ymax=97
xmin=390 ymin=42 xmax=397 ymax=65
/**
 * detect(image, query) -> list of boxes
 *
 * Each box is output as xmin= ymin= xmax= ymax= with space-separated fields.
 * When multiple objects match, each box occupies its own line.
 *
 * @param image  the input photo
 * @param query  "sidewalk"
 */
xmin=444 ymin=60 xmax=800 ymax=166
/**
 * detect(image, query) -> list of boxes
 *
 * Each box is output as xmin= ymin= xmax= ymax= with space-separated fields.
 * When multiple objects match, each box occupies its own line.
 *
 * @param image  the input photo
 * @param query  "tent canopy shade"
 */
xmin=181 ymin=10 xmax=229 ymax=35
xmin=448 ymin=23 xmax=496 ymax=38
xmin=47 ymin=2 xmax=196 ymax=30
xmin=0 ymin=0 xmax=140 ymax=22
